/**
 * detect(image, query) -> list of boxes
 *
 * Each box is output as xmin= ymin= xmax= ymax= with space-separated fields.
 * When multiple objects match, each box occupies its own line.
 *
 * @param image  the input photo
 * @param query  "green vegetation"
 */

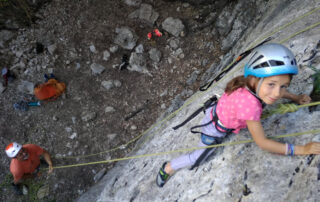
xmin=0 ymin=173 xmax=46 ymax=202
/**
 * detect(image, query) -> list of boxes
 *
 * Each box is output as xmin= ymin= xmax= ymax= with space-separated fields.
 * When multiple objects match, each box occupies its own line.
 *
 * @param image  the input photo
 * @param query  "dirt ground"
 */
xmin=0 ymin=0 xmax=226 ymax=201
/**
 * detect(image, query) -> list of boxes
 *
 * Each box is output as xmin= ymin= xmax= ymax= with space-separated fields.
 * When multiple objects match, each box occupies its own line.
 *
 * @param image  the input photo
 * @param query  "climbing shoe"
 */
xmin=156 ymin=162 xmax=170 ymax=187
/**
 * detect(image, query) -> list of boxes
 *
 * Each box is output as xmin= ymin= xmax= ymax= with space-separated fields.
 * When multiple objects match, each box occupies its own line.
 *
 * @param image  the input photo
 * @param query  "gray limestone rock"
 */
xmin=103 ymin=50 xmax=110 ymax=61
xmin=47 ymin=44 xmax=57 ymax=55
xmin=215 ymin=4 xmax=236 ymax=37
xmin=148 ymin=48 xmax=162 ymax=63
xmin=169 ymin=38 xmax=180 ymax=50
xmin=81 ymin=111 xmax=97 ymax=122
xmin=109 ymin=45 xmax=119 ymax=53
xmin=128 ymin=4 xmax=159 ymax=25
xmin=128 ymin=52 xmax=150 ymax=75
xmin=101 ymin=80 xmax=114 ymax=90
xmin=162 ymin=17 xmax=185 ymax=37
xmin=135 ymin=44 xmax=144 ymax=53
xmin=114 ymin=27 xmax=138 ymax=50
xmin=105 ymin=106 xmax=115 ymax=113
xmin=17 ymin=80 xmax=34 ymax=95
xmin=123 ymin=0 xmax=141 ymax=7
xmin=186 ymin=70 xmax=200 ymax=86
xmin=90 ymin=63 xmax=105 ymax=75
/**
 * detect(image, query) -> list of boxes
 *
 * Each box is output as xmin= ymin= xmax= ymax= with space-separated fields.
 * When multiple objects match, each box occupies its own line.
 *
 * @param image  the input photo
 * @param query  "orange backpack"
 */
xmin=34 ymin=79 xmax=66 ymax=100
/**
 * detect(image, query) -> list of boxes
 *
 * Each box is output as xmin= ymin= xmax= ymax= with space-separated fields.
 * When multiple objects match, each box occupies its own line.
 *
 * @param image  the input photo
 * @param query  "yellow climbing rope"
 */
xmin=50 ymin=128 xmax=320 ymax=170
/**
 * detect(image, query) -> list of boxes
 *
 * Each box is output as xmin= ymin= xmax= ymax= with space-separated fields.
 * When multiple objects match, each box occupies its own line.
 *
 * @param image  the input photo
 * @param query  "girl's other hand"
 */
xmin=296 ymin=94 xmax=311 ymax=105
xmin=303 ymin=142 xmax=320 ymax=154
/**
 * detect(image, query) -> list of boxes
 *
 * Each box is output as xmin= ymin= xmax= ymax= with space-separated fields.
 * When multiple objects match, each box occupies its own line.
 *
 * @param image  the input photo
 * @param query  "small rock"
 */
xmin=186 ymin=71 xmax=200 ymax=86
xmin=124 ymin=0 xmax=141 ymax=6
xmin=48 ymin=68 xmax=54 ymax=74
xmin=114 ymin=27 xmax=138 ymax=50
xmin=149 ymin=48 xmax=162 ymax=62
xmin=81 ymin=111 xmax=97 ymax=122
xmin=75 ymin=63 xmax=81 ymax=70
xmin=90 ymin=45 xmax=97 ymax=53
xmin=131 ymin=125 xmax=137 ymax=130
xmin=22 ymin=185 xmax=28 ymax=195
xmin=53 ymin=116 xmax=58 ymax=121
xmin=128 ymin=52 xmax=150 ymax=75
xmin=109 ymin=45 xmax=118 ymax=53
xmin=105 ymin=106 xmax=115 ymax=113
xmin=169 ymin=38 xmax=179 ymax=50
xmin=47 ymin=44 xmax=57 ymax=55
xmin=90 ymin=63 xmax=105 ymax=75
xmin=103 ymin=50 xmax=110 ymax=61
xmin=182 ymin=3 xmax=190 ymax=8
xmin=101 ymin=80 xmax=114 ymax=90
xmin=119 ymin=145 xmax=126 ymax=149
xmin=69 ymin=133 xmax=77 ymax=139
xmin=72 ymin=116 xmax=76 ymax=124
xmin=162 ymin=17 xmax=185 ymax=37
xmin=161 ymin=103 xmax=166 ymax=109
xmin=65 ymin=127 xmax=72 ymax=133
xmin=135 ymin=44 xmax=144 ymax=53
xmin=107 ymin=133 xmax=117 ymax=141
xmin=17 ymin=80 xmax=34 ymax=94
xmin=128 ymin=3 xmax=159 ymax=25
xmin=15 ymin=51 xmax=23 ymax=58
xmin=113 ymin=80 xmax=122 ymax=87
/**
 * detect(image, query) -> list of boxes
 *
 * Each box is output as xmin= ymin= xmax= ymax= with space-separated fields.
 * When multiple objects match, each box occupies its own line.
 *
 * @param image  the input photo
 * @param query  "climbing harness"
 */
xmin=172 ymin=95 xmax=218 ymax=130
xmin=199 ymin=37 xmax=273 ymax=91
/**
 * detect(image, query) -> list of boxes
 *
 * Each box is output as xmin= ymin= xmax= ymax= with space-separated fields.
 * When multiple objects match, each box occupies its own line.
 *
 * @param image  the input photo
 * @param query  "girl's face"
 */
xmin=257 ymin=74 xmax=291 ymax=104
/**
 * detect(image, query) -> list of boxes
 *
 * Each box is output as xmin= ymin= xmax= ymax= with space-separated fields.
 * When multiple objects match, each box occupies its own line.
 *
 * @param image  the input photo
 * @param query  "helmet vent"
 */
xmin=269 ymin=60 xmax=284 ymax=66
xmin=291 ymin=59 xmax=297 ymax=65
xmin=250 ymin=55 xmax=264 ymax=66
xmin=253 ymin=62 xmax=269 ymax=69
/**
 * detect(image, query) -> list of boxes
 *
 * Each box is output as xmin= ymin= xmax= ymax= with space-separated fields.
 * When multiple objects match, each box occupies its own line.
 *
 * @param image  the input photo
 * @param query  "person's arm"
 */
xmin=246 ymin=120 xmax=320 ymax=155
xmin=42 ymin=149 xmax=53 ymax=173
xmin=282 ymin=89 xmax=311 ymax=104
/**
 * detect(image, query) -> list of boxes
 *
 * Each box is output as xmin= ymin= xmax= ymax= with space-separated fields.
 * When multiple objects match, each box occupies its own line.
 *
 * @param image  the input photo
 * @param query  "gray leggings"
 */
xmin=170 ymin=126 xmax=226 ymax=171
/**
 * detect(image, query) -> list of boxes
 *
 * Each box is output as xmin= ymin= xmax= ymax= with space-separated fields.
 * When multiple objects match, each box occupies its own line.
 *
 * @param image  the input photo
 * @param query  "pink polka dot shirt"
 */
xmin=215 ymin=87 xmax=263 ymax=134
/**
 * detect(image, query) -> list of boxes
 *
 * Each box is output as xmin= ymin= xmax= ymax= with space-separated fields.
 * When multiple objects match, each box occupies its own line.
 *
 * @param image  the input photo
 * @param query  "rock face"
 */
xmin=77 ymin=0 xmax=320 ymax=201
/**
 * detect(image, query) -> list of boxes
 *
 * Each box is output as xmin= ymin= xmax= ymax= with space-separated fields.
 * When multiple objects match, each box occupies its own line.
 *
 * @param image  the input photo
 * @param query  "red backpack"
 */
xmin=34 ymin=79 xmax=66 ymax=100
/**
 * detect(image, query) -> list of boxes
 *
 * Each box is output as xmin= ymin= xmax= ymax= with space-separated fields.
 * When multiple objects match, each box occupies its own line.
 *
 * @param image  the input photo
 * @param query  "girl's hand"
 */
xmin=303 ymin=142 xmax=320 ymax=154
xmin=295 ymin=94 xmax=311 ymax=105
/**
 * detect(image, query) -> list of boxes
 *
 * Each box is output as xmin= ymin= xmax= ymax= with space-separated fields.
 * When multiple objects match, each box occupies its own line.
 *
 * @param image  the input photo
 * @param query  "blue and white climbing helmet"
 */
xmin=244 ymin=43 xmax=298 ymax=78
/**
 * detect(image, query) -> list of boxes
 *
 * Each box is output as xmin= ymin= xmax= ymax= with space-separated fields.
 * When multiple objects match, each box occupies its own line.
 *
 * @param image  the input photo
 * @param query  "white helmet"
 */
xmin=5 ymin=142 xmax=22 ymax=158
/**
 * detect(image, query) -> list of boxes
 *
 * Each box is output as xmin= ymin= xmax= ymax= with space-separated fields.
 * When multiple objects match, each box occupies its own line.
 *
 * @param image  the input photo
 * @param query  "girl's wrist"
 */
xmin=292 ymin=145 xmax=306 ymax=155
xmin=285 ymin=143 xmax=295 ymax=156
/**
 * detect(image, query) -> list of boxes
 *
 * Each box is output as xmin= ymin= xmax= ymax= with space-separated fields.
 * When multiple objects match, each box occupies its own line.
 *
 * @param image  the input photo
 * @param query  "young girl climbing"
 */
xmin=156 ymin=43 xmax=320 ymax=187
